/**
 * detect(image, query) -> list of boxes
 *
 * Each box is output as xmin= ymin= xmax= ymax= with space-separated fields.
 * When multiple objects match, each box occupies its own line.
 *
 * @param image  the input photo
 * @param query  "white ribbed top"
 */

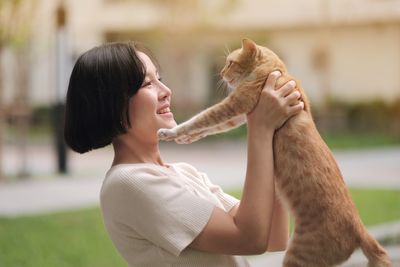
xmin=100 ymin=162 xmax=249 ymax=267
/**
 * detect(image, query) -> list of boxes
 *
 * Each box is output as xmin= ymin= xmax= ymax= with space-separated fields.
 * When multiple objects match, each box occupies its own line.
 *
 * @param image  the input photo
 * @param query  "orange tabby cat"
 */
xmin=158 ymin=39 xmax=391 ymax=267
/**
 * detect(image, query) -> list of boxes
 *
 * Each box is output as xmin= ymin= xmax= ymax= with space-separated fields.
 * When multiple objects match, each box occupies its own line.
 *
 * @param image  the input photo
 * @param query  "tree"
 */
xmin=0 ymin=0 xmax=37 ymax=180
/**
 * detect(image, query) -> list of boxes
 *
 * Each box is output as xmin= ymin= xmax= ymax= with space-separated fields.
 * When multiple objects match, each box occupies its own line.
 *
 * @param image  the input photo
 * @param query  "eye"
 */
xmin=143 ymin=81 xmax=152 ymax=87
xmin=227 ymin=60 xmax=235 ymax=68
xmin=142 ymin=75 xmax=162 ymax=88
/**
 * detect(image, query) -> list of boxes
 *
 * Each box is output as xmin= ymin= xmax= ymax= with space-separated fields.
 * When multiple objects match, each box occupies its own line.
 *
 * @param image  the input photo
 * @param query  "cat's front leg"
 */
xmin=157 ymin=121 xmax=192 ymax=142
xmin=159 ymin=80 xmax=260 ymax=143
xmin=158 ymin=115 xmax=217 ymax=143
xmin=158 ymin=96 xmax=244 ymax=142
xmin=158 ymin=122 xmax=211 ymax=144
xmin=174 ymin=115 xmax=247 ymax=144
xmin=174 ymin=128 xmax=209 ymax=144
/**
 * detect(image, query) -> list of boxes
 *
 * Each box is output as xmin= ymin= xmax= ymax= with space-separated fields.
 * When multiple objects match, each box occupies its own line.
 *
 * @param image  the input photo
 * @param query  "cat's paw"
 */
xmin=157 ymin=128 xmax=177 ymax=141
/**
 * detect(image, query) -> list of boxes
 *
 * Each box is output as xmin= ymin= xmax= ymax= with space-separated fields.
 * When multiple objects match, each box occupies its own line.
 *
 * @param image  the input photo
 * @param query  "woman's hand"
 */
xmin=247 ymin=71 xmax=304 ymax=133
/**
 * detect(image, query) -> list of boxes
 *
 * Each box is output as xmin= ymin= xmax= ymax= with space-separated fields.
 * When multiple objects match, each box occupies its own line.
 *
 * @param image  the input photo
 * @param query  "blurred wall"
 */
xmin=3 ymin=0 xmax=400 ymax=115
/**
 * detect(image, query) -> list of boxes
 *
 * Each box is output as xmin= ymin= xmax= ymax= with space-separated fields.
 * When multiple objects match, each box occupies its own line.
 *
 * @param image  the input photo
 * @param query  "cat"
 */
xmin=157 ymin=39 xmax=392 ymax=267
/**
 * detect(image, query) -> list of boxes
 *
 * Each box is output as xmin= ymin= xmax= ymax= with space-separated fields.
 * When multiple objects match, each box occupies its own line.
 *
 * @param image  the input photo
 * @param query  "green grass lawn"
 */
xmin=230 ymin=188 xmax=400 ymax=230
xmin=321 ymin=133 xmax=400 ymax=150
xmin=0 ymin=188 xmax=399 ymax=267
xmin=202 ymin=127 xmax=400 ymax=150
xmin=0 ymin=208 xmax=125 ymax=267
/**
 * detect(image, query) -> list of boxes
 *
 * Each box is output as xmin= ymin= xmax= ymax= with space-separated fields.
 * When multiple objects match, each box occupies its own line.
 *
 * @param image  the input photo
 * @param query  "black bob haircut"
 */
xmin=64 ymin=41 xmax=157 ymax=153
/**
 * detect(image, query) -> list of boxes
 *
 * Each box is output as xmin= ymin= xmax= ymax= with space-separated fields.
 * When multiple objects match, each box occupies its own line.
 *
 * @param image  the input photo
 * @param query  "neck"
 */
xmin=112 ymin=133 xmax=165 ymax=167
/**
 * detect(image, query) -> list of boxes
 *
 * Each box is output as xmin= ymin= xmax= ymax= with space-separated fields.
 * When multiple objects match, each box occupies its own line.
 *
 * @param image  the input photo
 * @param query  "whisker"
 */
xmin=216 ymin=79 xmax=228 ymax=98
xmin=224 ymin=44 xmax=231 ymax=57
xmin=225 ymin=44 xmax=231 ymax=55
xmin=216 ymin=79 xmax=224 ymax=88
xmin=221 ymin=48 xmax=227 ymax=57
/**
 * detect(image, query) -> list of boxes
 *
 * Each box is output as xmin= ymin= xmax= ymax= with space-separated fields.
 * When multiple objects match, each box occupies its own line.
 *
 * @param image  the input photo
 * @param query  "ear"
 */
xmin=241 ymin=38 xmax=257 ymax=54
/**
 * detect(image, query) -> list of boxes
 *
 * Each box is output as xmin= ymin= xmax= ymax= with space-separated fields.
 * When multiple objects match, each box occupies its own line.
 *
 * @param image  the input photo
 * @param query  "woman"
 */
xmin=64 ymin=41 xmax=303 ymax=266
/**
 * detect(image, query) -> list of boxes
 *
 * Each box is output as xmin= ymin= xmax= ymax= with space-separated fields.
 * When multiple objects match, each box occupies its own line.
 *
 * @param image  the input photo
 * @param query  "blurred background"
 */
xmin=0 ymin=0 xmax=399 ymax=266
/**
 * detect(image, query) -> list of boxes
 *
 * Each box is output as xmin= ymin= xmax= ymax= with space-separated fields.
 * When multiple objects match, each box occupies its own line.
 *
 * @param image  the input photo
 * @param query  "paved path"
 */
xmin=1 ymin=141 xmax=399 ymax=216
xmin=1 ymin=142 xmax=399 ymax=266
xmin=248 ymin=246 xmax=400 ymax=267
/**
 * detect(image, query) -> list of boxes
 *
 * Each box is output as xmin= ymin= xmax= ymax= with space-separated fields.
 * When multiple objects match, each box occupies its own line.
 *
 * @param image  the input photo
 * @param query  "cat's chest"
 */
xmin=275 ymin=113 xmax=311 ymax=144
xmin=273 ymin=113 xmax=316 ymax=170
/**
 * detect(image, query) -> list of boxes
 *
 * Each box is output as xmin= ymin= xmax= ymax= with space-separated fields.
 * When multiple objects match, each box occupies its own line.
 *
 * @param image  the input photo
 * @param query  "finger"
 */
xmin=285 ymin=90 xmax=301 ymax=105
xmin=287 ymin=101 xmax=304 ymax=116
xmin=264 ymin=71 xmax=281 ymax=91
xmin=277 ymin=80 xmax=296 ymax=97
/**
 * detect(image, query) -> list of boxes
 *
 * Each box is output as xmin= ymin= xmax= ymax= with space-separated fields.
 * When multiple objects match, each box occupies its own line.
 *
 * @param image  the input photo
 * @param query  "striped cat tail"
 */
xmin=359 ymin=230 xmax=391 ymax=267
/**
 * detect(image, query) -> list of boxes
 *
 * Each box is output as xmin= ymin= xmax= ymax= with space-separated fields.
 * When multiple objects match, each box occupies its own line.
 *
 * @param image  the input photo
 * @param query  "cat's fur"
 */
xmin=158 ymin=39 xmax=391 ymax=267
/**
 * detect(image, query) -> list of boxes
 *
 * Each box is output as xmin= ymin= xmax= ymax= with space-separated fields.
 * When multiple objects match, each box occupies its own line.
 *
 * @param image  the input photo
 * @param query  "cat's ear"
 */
xmin=241 ymin=38 xmax=257 ymax=55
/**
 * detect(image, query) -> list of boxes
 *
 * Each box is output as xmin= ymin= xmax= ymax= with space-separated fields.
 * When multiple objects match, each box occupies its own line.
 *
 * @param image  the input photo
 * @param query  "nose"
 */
xmin=158 ymin=81 xmax=172 ymax=101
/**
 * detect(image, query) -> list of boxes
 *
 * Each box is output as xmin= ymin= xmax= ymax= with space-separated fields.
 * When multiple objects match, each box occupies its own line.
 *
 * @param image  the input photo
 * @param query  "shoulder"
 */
xmin=110 ymin=163 xmax=167 ymax=175
xmin=101 ymin=164 xmax=170 ymax=197
xmin=107 ymin=163 xmax=163 ymax=181
xmin=172 ymin=162 xmax=203 ymax=177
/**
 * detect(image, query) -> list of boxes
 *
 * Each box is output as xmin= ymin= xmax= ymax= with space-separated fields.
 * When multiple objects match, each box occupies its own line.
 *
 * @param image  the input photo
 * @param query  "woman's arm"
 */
xmin=266 ymin=192 xmax=289 ymax=252
xmin=189 ymin=128 xmax=275 ymax=255
xmin=227 ymin=191 xmax=290 ymax=252
xmin=188 ymin=71 xmax=302 ymax=255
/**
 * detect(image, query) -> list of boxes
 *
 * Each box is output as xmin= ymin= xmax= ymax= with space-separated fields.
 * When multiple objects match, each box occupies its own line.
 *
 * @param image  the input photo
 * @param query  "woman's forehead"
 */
xmin=137 ymin=51 xmax=158 ymax=75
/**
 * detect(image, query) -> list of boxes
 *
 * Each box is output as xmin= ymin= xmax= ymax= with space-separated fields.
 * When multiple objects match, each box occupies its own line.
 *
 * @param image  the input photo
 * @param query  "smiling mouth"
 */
xmin=157 ymin=107 xmax=171 ymax=115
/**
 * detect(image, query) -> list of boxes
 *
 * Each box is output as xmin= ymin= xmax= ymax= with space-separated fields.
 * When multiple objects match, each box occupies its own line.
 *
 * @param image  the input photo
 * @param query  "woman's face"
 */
xmin=126 ymin=52 xmax=177 ymax=141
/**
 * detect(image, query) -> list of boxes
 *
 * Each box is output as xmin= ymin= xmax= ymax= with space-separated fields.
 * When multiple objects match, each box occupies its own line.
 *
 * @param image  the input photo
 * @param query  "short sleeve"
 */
xmin=199 ymin=172 xmax=240 ymax=212
xmin=113 ymin=168 xmax=215 ymax=257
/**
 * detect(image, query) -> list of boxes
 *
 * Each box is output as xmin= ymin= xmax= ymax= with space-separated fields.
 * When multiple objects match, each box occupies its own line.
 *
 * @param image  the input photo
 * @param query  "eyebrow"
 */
xmin=144 ymin=69 xmax=160 ymax=81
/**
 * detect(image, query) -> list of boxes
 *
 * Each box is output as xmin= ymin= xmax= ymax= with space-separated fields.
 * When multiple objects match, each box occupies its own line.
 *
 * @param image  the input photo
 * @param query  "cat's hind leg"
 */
xmin=282 ymin=233 xmax=332 ymax=267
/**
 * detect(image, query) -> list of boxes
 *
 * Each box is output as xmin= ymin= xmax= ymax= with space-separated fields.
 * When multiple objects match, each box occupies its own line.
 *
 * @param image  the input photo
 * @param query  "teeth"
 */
xmin=157 ymin=107 xmax=170 ymax=114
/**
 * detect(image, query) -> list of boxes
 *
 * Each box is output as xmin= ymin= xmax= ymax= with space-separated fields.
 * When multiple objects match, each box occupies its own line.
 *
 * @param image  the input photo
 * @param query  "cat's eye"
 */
xmin=226 ymin=61 xmax=236 ymax=69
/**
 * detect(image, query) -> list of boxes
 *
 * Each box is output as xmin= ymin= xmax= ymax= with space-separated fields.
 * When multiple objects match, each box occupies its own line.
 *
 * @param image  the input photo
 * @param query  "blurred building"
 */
xmin=3 ymin=0 xmax=400 ymax=115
